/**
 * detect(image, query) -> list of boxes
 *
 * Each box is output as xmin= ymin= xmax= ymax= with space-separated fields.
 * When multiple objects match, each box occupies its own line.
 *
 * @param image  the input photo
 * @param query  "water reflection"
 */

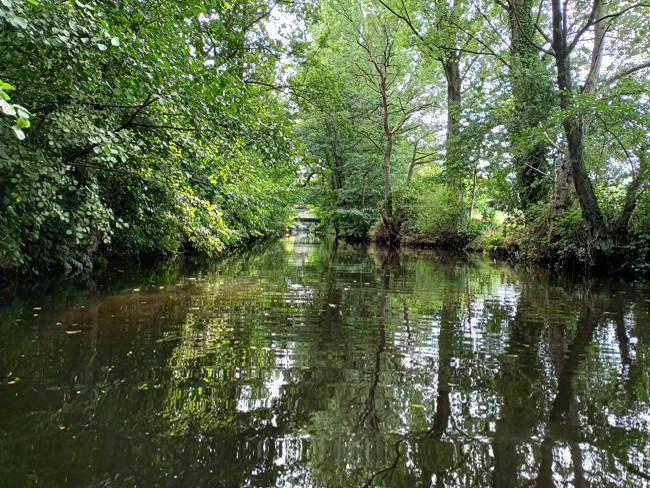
xmin=0 ymin=235 xmax=648 ymax=487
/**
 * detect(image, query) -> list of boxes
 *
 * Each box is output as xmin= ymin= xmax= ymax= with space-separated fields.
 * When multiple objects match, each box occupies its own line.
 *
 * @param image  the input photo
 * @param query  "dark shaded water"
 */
xmin=1 ymin=235 xmax=649 ymax=487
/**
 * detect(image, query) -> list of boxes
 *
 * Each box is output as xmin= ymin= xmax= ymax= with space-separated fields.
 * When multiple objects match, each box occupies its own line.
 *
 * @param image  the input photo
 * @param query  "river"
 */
xmin=0 ymin=234 xmax=648 ymax=487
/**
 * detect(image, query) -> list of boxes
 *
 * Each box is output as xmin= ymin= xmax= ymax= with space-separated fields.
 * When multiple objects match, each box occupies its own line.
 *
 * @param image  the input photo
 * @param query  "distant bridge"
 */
xmin=295 ymin=207 xmax=319 ymax=223
xmin=292 ymin=207 xmax=320 ymax=233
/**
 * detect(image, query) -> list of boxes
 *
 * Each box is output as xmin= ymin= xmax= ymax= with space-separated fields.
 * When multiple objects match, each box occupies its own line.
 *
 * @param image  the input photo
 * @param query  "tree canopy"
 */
xmin=1 ymin=0 xmax=649 ymax=274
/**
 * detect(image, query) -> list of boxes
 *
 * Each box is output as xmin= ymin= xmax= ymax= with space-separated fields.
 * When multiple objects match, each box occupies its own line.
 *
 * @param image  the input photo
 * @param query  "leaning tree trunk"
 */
xmin=560 ymin=90 xmax=608 ymax=242
xmin=551 ymin=0 xmax=607 ymax=241
xmin=551 ymin=0 xmax=608 ymax=245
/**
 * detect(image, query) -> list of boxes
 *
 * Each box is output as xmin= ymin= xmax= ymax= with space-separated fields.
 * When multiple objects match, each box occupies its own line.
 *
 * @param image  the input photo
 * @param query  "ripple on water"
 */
xmin=0 ymin=236 xmax=648 ymax=487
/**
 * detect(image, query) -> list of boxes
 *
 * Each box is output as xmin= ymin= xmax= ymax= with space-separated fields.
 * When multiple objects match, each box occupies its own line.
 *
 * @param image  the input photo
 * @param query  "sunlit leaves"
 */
xmin=0 ymin=0 xmax=302 ymax=273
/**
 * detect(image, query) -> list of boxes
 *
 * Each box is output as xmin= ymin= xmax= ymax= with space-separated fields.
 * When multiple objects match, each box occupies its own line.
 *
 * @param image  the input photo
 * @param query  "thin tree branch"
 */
xmin=602 ymin=62 xmax=650 ymax=87
xmin=568 ymin=2 xmax=650 ymax=54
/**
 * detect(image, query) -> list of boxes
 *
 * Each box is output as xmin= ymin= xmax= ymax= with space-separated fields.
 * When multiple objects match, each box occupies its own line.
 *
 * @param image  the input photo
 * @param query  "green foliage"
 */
xmin=620 ymin=233 xmax=650 ymax=276
xmin=294 ymin=0 xmax=443 ymax=239
xmin=298 ymin=0 xmax=650 ymax=275
xmin=329 ymin=208 xmax=374 ymax=238
xmin=473 ymin=230 xmax=506 ymax=253
xmin=4 ymin=0 xmax=649 ymax=276
xmin=547 ymin=206 xmax=595 ymax=266
xmin=0 ymin=80 xmax=30 ymax=141
xmin=0 ymin=0 xmax=301 ymax=273
xmin=391 ymin=172 xmax=471 ymax=247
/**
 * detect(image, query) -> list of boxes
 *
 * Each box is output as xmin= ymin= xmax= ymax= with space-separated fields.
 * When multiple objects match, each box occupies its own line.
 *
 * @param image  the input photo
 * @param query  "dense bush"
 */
xmin=0 ymin=0 xmax=300 ymax=274
xmin=371 ymin=173 xmax=474 ymax=248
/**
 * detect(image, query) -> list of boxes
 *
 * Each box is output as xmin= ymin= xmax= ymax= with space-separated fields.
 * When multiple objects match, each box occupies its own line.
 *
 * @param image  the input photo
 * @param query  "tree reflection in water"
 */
xmin=0 ymin=235 xmax=648 ymax=487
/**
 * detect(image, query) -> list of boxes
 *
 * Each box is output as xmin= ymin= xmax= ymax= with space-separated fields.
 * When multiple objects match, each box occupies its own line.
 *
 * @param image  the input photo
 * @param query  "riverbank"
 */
xmin=367 ymin=219 xmax=650 ymax=278
xmin=0 ymin=228 xmax=292 ymax=287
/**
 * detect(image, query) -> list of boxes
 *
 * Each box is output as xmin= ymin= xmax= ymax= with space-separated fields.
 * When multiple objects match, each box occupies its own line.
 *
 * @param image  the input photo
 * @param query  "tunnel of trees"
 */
xmin=1 ymin=0 xmax=649 ymax=276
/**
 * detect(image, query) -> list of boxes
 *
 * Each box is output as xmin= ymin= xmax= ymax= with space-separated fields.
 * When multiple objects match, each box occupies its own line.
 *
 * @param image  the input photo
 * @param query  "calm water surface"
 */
xmin=1 ymin=235 xmax=649 ymax=487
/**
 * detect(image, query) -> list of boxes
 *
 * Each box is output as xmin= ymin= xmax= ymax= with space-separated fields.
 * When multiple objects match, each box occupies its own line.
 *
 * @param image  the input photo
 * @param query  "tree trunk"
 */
xmin=406 ymin=139 xmax=420 ymax=184
xmin=444 ymin=57 xmax=461 ymax=144
xmin=562 ymin=101 xmax=608 ymax=241
xmin=551 ymin=0 xmax=608 ymax=244
xmin=469 ymin=166 xmax=478 ymax=221
xmin=549 ymin=157 xmax=573 ymax=239
xmin=443 ymin=56 xmax=462 ymax=192
xmin=380 ymin=70 xmax=400 ymax=243
xmin=382 ymin=135 xmax=394 ymax=223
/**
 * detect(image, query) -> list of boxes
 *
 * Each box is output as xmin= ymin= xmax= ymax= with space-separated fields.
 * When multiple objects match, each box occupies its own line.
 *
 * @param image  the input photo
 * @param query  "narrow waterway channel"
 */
xmin=1 ymin=234 xmax=648 ymax=487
